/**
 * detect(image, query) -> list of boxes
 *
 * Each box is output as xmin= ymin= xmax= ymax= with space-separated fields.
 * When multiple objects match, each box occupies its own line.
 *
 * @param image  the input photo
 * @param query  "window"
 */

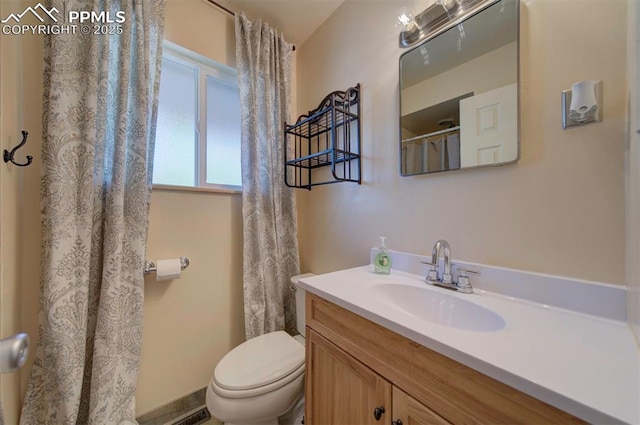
xmin=153 ymin=41 xmax=242 ymax=190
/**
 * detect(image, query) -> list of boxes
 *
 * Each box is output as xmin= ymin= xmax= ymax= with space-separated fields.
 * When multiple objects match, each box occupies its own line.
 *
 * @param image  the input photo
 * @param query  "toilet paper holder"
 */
xmin=144 ymin=257 xmax=190 ymax=275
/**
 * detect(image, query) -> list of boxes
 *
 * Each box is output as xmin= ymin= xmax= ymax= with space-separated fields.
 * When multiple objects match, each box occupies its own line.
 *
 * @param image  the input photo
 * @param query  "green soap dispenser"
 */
xmin=374 ymin=236 xmax=392 ymax=274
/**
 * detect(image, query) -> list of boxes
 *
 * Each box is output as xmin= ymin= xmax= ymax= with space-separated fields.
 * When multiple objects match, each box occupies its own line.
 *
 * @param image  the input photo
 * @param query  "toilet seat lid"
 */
xmin=214 ymin=331 xmax=305 ymax=391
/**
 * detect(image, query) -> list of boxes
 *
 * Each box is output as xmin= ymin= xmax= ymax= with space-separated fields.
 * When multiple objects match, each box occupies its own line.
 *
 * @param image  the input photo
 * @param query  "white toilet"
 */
xmin=206 ymin=273 xmax=314 ymax=425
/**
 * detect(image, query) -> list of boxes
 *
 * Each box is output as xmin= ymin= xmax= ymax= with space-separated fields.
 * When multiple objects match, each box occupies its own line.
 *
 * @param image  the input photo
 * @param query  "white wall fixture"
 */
xmin=562 ymin=80 xmax=602 ymax=129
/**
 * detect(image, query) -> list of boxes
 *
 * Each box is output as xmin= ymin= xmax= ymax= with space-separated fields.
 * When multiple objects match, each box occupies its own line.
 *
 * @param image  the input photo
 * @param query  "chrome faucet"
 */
xmin=421 ymin=239 xmax=478 ymax=294
xmin=431 ymin=239 xmax=453 ymax=284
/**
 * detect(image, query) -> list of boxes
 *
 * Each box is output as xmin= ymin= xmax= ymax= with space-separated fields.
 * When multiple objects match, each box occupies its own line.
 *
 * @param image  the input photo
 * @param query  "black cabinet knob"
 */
xmin=373 ymin=406 xmax=385 ymax=421
xmin=392 ymin=420 xmax=403 ymax=425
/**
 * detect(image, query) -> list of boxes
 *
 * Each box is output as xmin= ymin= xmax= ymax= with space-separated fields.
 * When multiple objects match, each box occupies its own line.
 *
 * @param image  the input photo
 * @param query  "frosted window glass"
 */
xmin=153 ymin=57 xmax=197 ymax=186
xmin=206 ymin=76 xmax=242 ymax=187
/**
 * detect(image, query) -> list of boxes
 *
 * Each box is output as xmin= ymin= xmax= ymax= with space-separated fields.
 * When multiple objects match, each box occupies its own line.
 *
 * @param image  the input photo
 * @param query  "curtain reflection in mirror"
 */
xmin=402 ymin=128 xmax=461 ymax=174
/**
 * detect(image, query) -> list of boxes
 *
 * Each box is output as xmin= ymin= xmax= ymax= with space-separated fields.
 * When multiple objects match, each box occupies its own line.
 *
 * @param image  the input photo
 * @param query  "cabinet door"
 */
xmin=392 ymin=386 xmax=451 ymax=425
xmin=306 ymin=328 xmax=391 ymax=425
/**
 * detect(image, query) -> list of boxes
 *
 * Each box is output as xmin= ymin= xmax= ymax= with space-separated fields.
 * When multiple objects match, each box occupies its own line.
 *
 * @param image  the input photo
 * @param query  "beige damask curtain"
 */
xmin=235 ymin=13 xmax=300 ymax=339
xmin=20 ymin=1 xmax=165 ymax=423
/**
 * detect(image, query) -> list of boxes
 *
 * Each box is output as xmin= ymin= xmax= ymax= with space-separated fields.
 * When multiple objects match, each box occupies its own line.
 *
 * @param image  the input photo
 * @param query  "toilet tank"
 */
xmin=290 ymin=273 xmax=315 ymax=336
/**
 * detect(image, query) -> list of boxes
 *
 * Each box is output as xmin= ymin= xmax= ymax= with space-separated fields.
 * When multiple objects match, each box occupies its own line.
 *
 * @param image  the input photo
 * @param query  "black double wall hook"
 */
xmin=3 ymin=131 xmax=33 ymax=167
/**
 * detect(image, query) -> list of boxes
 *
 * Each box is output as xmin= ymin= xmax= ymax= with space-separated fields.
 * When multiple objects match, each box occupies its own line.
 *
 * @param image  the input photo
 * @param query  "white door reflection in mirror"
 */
xmin=460 ymin=83 xmax=517 ymax=167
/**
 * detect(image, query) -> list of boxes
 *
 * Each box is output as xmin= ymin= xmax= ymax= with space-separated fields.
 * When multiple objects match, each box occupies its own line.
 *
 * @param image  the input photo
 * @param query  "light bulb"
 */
xmin=397 ymin=7 xmax=416 ymax=31
xmin=435 ymin=0 xmax=458 ymax=11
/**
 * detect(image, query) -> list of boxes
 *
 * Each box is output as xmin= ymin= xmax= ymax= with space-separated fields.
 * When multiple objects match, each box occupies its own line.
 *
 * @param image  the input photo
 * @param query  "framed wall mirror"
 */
xmin=399 ymin=0 xmax=519 ymax=176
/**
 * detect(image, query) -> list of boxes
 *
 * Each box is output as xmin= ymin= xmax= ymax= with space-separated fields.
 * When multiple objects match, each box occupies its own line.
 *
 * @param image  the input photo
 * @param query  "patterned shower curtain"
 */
xmin=235 ymin=13 xmax=301 ymax=340
xmin=20 ymin=1 xmax=165 ymax=423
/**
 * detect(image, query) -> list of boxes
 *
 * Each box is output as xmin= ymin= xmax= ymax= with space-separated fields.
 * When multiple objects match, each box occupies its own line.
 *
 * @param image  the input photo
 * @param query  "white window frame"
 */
xmin=153 ymin=40 xmax=242 ymax=192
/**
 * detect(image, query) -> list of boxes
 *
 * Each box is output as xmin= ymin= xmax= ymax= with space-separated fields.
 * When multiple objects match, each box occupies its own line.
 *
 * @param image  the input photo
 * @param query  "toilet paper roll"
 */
xmin=156 ymin=258 xmax=182 ymax=281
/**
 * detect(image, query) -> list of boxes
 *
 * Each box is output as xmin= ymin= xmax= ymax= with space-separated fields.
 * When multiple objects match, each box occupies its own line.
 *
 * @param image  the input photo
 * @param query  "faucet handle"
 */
xmin=456 ymin=267 xmax=479 ymax=294
xmin=457 ymin=267 xmax=480 ymax=276
xmin=419 ymin=261 xmax=439 ymax=281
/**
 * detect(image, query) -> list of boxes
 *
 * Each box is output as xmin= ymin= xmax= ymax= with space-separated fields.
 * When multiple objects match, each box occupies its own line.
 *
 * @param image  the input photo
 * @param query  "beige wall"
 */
xmin=296 ymin=0 xmax=627 ymax=285
xmin=138 ymin=189 xmax=244 ymax=415
xmin=0 ymin=5 xmax=24 ymax=422
xmin=19 ymin=17 xmax=44 ymax=411
xmin=626 ymin=0 xmax=639 ymax=346
xmin=0 ymin=0 xmax=44 ymax=422
xmin=164 ymin=0 xmax=236 ymax=68
xmin=135 ymin=0 xmax=245 ymax=416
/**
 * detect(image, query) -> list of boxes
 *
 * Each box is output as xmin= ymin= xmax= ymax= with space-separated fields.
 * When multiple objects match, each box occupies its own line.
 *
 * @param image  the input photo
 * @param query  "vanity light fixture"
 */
xmin=562 ymin=80 xmax=602 ymax=129
xmin=399 ymin=0 xmax=499 ymax=48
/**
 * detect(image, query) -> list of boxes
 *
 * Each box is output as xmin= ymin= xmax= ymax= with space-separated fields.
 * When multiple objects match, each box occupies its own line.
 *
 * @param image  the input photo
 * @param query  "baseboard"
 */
xmin=137 ymin=388 xmax=217 ymax=425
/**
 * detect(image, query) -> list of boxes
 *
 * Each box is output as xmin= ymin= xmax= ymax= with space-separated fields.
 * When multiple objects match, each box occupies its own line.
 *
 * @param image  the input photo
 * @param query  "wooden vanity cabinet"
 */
xmin=393 ymin=386 xmax=450 ymax=425
xmin=304 ymin=293 xmax=584 ymax=425
xmin=306 ymin=329 xmax=391 ymax=425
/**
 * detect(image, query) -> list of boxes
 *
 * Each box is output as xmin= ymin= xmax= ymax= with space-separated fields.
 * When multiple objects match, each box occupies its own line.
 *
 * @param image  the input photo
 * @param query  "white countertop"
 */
xmin=298 ymin=266 xmax=640 ymax=424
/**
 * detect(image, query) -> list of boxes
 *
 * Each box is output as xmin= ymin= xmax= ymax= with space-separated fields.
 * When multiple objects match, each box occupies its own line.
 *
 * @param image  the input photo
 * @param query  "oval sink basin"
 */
xmin=371 ymin=284 xmax=505 ymax=332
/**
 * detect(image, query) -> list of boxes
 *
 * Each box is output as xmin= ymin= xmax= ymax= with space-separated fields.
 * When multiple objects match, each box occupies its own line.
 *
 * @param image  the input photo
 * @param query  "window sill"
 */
xmin=152 ymin=184 xmax=242 ymax=195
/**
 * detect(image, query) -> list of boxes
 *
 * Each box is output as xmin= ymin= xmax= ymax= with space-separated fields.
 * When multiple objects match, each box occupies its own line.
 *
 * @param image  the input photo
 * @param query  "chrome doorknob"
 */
xmin=0 ymin=333 xmax=29 ymax=374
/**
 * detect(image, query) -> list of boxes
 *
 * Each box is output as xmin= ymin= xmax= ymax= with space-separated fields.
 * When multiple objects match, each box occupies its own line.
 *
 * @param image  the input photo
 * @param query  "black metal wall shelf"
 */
xmin=284 ymin=84 xmax=361 ymax=190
